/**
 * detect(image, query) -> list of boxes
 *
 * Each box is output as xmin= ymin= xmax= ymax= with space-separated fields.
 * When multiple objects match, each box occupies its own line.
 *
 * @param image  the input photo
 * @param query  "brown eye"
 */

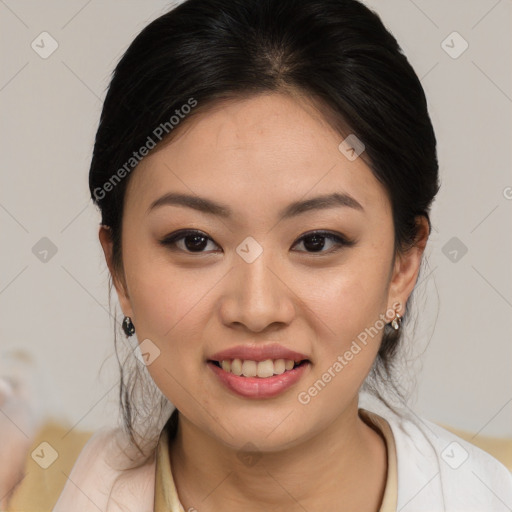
xmin=292 ymin=231 xmax=355 ymax=254
xmin=160 ymin=230 xmax=220 ymax=253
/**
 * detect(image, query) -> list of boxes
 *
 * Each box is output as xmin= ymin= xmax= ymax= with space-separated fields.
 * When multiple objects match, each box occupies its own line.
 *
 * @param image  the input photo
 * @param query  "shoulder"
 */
xmin=414 ymin=417 xmax=511 ymax=510
xmin=52 ymin=427 xmax=156 ymax=512
xmin=361 ymin=398 xmax=512 ymax=511
xmin=391 ymin=408 xmax=512 ymax=476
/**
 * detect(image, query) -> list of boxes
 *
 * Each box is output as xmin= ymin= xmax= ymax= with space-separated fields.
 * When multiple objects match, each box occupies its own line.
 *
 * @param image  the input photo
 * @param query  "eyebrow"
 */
xmin=146 ymin=191 xmax=364 ymax=219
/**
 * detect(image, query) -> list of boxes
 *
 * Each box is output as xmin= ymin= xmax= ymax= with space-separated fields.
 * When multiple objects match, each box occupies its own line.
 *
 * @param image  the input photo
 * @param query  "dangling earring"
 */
xmin=122 ymin=316 xmax=135 ymax=337
xmin=390 ymin=312 xmax=402 ymax=331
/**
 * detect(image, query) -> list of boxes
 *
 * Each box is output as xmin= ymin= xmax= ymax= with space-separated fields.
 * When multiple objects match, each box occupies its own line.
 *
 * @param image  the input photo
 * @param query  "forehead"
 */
xmin=124 ymin=93 xmax=390 ymax=219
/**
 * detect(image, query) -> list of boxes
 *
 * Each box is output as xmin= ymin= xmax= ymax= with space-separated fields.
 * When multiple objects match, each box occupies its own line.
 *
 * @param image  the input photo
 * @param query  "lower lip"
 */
xmin=207 ymin=361 xmax=310 ymax=399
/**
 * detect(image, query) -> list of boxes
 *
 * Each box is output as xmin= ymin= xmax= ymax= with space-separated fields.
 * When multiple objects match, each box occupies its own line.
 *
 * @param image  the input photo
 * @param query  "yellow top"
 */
xmin=154 ymin=408 xmax=398 ymax=512
xmin=359 ymin=408 xmax=398 ymax=512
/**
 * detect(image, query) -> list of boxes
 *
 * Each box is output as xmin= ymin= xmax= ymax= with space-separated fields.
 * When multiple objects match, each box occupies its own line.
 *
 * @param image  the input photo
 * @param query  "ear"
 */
xmin=98 ymin=225 xmax=134 ymax=318
xmin=386 ymin=216 xmax=430 ymax=314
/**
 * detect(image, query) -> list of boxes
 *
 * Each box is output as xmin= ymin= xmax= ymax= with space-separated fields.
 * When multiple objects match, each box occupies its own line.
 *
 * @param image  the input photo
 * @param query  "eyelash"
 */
xmin=159 ymin=229 xmax=355 ymax=255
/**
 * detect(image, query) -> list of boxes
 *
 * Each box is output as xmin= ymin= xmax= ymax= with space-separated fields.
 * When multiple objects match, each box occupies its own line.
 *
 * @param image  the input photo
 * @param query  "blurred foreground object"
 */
xmin=0 ymin=348 xmax=93 ymax=511
xmin=0 ymin=350 xmax=42 ymax=509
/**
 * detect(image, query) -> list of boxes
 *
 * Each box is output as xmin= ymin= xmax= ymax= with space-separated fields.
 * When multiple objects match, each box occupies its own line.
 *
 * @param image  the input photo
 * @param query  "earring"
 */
xmin=122 ymin=316 xmax=135 ymax=337
xmin=390 ymin=312 xmax=402 ymax=331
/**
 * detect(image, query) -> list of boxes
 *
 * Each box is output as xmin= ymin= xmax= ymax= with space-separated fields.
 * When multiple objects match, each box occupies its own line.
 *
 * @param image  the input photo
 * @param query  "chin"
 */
xmin=202 ymin=408 xmax=311 ymax=453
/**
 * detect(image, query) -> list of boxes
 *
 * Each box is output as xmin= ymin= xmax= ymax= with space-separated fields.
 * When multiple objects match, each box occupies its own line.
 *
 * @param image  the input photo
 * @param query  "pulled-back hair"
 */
xmin=89 ymin=0 xmax=439 ymax=466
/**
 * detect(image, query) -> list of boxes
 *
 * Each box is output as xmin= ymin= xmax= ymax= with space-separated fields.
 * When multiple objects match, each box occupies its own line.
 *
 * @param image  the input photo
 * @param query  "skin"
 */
xmin=99 ymin=91 xmax=429 ymax=511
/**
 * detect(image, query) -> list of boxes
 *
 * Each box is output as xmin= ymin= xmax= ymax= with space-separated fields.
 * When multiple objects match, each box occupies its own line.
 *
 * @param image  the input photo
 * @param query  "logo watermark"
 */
xmin=93 ymin=97 xmax=198 ymax=201
xmin=297 ymin=302 xmax=400 ymax=405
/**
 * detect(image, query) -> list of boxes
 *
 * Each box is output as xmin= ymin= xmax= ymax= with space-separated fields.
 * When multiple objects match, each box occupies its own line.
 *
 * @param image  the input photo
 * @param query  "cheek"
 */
xmin=122 ymin=253 xmax=212 ymax=404
xmin=122 ymin=233 xmax=210 ymax=340
xmin=305 ymin=256 xmax=391 ymax=337
xmin=297 ymin=250 xmax=393 ymax=394
xmin=294 ymin=263 xmax=391 ymax=415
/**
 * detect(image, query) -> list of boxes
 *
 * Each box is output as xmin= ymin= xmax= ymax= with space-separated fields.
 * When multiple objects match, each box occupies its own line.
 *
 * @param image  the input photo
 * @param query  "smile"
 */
xmin=207 ymin=358 xmax=311 ymax=399
xmin=210 ymin=358 xmax=307 ymax=378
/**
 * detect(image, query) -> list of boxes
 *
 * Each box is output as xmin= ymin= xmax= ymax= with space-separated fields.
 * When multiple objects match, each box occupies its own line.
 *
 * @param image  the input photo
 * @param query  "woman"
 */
xmin=53 ymin=0 xmax=512 ymax=510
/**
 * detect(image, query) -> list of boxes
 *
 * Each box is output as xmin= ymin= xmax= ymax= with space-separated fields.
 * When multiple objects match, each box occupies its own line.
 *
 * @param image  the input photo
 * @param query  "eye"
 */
xmin=159 ymin=229 xmax=355 ymax=255
xmin=291 ymin=230 xmax=355 ymax=254
xmin=159 ymin=229 xmax=220 ymax=253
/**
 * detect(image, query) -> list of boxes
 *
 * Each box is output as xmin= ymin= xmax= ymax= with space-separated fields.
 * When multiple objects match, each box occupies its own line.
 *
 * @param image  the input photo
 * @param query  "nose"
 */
xmin=218 ymin=251 xmax=296 ymax=334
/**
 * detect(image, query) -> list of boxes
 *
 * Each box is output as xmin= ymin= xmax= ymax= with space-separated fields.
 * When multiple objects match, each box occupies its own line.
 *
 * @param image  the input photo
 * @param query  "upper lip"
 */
xmin=208 ymin=343 xmax=310 ymax=363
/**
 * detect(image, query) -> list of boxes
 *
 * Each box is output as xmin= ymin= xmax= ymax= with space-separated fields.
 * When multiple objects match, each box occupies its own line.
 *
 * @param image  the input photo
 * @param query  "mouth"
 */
xmin=207 ymin=357 xmax=311 ymax=398
xmin=207 ymin=358 xmax=310 ymax=378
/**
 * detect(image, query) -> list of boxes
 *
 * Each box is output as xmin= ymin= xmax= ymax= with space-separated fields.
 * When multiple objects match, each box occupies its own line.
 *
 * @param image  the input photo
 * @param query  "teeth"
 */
xmin=273 ymin=359 xmax=286 ymax=374
xmin=217 ymin=358 xmax=303 ymax=377
xmin=231 ymin=358 xmax=242 ymax=376
xmin=242 ymin=360 xmax=257 ymax=377
xmin=256 ymin=359 xmax=274 ymax=378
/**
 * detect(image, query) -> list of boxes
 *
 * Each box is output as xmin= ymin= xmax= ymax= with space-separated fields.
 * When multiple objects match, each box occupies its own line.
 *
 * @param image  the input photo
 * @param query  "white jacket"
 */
xmin=370 ymin=400 xmax=512 ymax=511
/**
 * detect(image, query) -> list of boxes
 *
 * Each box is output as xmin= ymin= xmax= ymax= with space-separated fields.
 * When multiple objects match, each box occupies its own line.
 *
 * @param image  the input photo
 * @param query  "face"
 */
xmin=100 ymin=92 xmax=423 ymax=452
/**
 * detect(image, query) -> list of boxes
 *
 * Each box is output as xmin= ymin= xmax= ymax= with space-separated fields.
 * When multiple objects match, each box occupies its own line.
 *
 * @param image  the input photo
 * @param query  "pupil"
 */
xmin=185 ymin=234 xmax=207 ymax=251
xmin=304 ymin=234 xmax=325 ymax=252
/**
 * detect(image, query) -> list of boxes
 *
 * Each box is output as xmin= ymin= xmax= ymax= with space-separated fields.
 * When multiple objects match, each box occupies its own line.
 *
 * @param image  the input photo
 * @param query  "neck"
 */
xmin=168 ymin=399 xmax=388 ymax=512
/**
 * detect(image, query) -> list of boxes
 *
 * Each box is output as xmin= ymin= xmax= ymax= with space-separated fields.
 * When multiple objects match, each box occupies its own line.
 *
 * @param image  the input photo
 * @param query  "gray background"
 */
xmin=1 ymin=0 xmax=511 ymax=437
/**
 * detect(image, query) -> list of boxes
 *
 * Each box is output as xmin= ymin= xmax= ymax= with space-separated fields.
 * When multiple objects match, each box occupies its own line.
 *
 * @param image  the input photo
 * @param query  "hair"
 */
xmin=89 ymin=0 xmax=439 ymax=467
